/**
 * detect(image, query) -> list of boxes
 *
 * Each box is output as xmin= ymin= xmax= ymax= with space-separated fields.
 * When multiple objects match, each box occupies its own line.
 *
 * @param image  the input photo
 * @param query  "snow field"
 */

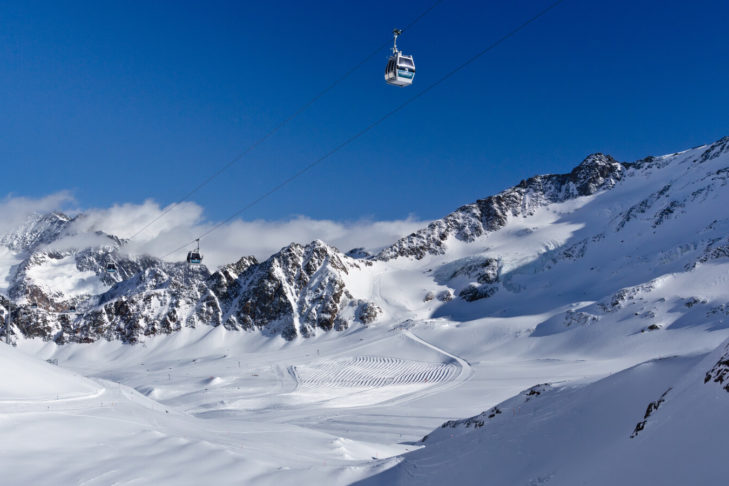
xmin=26 ymin=254 xmax=108 ymax=298
xmin=0 ymin=344 xmax=102 ymax=404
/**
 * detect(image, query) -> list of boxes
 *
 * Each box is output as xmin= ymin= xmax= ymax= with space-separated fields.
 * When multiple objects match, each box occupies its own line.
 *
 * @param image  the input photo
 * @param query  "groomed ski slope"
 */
xmin=2 ymin=325 xmax=481 ymax=486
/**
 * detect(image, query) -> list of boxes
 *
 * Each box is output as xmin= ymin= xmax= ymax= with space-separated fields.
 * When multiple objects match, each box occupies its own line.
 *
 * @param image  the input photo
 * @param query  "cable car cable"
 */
xmin=126 ymin=0 xmax=446 ymax=242
xmin=163 ymin=0 xmax=568 ymax=261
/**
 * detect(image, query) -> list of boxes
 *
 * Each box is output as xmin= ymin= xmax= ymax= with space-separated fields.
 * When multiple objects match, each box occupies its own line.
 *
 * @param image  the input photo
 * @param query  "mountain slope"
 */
xmin=357 ymin=343 xmax=729 ymax=486
xmin=377 ymin=152 xmax=626 ymax=260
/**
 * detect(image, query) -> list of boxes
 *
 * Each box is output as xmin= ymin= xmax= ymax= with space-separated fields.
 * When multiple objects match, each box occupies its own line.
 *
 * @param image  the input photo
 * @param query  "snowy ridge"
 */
xmin=219 ymin=240 xmax=379 ymax=339
xmin=376 ymin=152 xmax=625 ymax=260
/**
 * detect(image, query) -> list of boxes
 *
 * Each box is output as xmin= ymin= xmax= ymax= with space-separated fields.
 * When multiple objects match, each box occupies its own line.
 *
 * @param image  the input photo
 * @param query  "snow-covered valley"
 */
xmin=2 ymin=137 xmax=729 ymax=485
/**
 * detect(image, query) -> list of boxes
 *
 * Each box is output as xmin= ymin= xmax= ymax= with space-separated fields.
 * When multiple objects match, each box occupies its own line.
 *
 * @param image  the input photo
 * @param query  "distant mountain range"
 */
xmin=2 ymin=135 xmax=729 ymax=346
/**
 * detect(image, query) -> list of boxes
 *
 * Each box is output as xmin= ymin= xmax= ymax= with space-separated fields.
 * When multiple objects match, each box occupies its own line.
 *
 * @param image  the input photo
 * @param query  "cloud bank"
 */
xmin=1 ymin=193 xmax=429 ymax=268
xmin=0 ymin=191 xmax=77 ymax=236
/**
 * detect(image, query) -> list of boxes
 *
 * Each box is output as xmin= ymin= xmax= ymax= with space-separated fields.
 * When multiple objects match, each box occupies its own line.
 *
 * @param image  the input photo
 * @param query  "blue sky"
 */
xmin=1 ymin=0 xmax=728 ymax=225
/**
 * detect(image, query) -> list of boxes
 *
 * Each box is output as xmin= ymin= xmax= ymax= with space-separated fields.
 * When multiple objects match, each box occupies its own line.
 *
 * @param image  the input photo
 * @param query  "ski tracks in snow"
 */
xmin=294 ymin=355 xmax=459 ymax=388
xmin=289 ymin=327 xmax=472 ymax=408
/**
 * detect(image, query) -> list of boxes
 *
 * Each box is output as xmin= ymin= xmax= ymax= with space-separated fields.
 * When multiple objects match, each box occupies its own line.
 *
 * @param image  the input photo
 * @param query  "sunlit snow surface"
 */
xmin=3 ymin=141 xmax=729 ymax=484
xmin=25 ymin=255 xmax=108 ymax=297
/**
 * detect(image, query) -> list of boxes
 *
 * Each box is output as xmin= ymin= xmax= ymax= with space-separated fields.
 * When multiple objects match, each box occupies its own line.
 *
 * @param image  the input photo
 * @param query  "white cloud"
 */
xmin=71 ymin=200 xmax=205 ymax=241
xmin=0 ymin=194 xmax=429 ymax=268
xmin=0 ymin=191 xmax=77 ymax=236
xmin=180 ymin=215 xmax=427 ymax=267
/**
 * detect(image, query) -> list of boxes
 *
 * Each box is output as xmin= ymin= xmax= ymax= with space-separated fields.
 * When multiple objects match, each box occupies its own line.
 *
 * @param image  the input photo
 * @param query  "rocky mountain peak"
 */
xmin=696 ymin=136 xmax=729 ymax=163
xmin=220 ymin=239 xmax=367 ymax=340
xmin=568 ymin=153 xmax=622 ymax=193
xmin=377 ymin=151 xmax=625 ymax=261
xmin=575 ymin=152 xmax=616 ymax=168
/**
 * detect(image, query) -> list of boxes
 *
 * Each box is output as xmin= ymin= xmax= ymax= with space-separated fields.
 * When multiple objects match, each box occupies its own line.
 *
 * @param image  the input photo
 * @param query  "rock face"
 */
xmin=213 ymin=240 xmax=374 ymax=340
xmin=377 ymin=153 xmax=625 ymax=261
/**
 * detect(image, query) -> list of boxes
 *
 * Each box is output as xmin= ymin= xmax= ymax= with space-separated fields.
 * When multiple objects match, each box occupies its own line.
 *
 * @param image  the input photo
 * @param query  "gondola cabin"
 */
xmin=187 ymin=238 xmax=203 ymax=264
xmin=385 ymin=28 xmax=415 ymax=87
xmin=106 ymin=263 xmax=117 ymax=273
xmin=385 ymin=53 xmax=415 ymax=87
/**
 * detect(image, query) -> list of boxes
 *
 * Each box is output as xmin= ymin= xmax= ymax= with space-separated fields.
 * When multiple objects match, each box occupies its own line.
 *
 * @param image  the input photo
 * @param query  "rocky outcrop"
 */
xmin=218 ymin=240 xmax=366 ymax=339
xmin=704 ymin=346 xmax=729 ymax=393
xmin=423 ymin=384 xmax=552 ymax=441
xmin=630 ymin=387 xmax=672 ymax=438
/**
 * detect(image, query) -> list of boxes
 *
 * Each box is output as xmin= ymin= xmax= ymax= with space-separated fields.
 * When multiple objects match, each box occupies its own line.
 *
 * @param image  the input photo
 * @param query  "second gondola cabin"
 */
xmin=186 ymin=239 xmax=203 ymax=264
xmin=186 ymin=250 xmax=202 ymax=264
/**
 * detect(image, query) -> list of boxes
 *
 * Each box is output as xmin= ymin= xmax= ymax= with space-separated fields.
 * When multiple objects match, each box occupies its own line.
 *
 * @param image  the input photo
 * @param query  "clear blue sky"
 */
xmin=1 ymin=0 xmax=728 ymax=223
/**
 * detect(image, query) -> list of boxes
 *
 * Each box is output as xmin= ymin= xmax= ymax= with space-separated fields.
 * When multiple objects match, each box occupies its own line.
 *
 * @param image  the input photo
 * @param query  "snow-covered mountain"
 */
xmin=2 ymin=136 xmax=729 ymax=347
xmin=0 ymin=231 xmax=379 ymax=343
xmin=3 ymin=135 xmax=729 ymax=485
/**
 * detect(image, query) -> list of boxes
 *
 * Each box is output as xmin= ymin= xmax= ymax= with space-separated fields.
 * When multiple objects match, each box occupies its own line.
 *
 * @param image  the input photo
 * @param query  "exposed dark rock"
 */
xmin=704 ymin=346 xmax=729 ymax=393
xmin=564 ymin=310 xmax=598 ymax=328
xmin=630 ymin=387 xmax=672 ymax=438
xmin=424 ymin=384 xmax=552 ymax=442
xmin=346 ymin=247 xmax=373 ymax=259
xmin=448 ymin=257 xmax=501 ymax=284
xmin=459 ymin=284 xmax=498 ymax=302
xmin=696 ymin=136 xmax=729 ymax=164
xmin=355 ymin=301 xmax=382 ymax=325
xmin=436 ymin=290 xmax=454 ymax=302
